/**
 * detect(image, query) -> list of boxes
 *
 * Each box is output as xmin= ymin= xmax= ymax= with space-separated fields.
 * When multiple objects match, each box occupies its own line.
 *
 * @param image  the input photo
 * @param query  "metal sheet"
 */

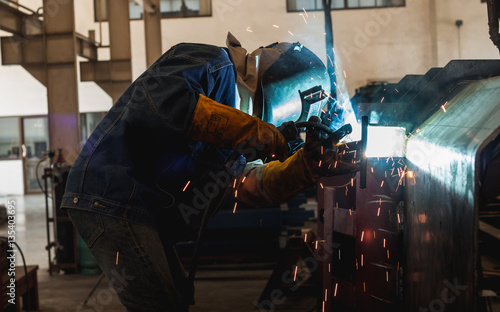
xmin=405 ymin=77 xmax=500 ymax=312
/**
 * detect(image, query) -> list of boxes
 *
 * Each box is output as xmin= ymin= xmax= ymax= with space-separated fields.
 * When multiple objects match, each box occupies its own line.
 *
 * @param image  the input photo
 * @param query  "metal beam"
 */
xmin=0 ymin=1 xmax=42 ymax=37
xmin=80 ymin=0 xmax=132 ymax=102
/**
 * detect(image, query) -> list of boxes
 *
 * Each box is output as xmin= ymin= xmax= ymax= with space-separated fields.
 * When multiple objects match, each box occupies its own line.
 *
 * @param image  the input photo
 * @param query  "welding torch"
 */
xmin=277 ymin=119 xmax=354 ymax=157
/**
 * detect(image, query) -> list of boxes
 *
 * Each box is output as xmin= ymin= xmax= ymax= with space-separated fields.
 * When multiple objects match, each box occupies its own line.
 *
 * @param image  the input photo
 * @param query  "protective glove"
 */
xmin=261 ymin=116 xmax=359 ymax=203
xmin=187 ymin=94 xmax=288 ymax=161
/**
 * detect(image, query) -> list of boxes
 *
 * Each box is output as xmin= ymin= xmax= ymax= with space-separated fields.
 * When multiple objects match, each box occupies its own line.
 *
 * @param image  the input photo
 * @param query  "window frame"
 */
xmin=286 ymin=0 xmax=405 ymax=12
xmin=0 ymin=117 xmax=22 ymax=161
xmin=94 ymin=0 xmax=212 ymax=22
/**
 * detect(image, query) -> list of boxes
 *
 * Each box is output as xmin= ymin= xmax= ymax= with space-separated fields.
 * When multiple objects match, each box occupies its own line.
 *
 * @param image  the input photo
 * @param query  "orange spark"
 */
xmin=182 ymin=181 xmax=191 ymax=192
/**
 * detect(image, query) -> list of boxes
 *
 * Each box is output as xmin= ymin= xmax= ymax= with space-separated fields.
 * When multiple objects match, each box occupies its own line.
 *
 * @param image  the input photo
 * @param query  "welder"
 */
xmin=60 ymin=33 xmax=358 ymax=312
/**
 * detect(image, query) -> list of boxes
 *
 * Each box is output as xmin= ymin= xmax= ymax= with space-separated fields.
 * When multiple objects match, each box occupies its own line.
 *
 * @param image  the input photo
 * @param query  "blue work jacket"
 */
xmin=61 ymin=43 xmax=245 ymax=242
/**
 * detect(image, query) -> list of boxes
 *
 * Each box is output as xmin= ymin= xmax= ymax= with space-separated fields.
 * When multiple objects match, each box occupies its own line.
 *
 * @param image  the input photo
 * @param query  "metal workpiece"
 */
xmin=318 ymin=157 xmax=406 ymax=311
xmin=405 ymin=76 xmax=500 ymax=312
xmin=352 ymin=60 xmax=500 ymax=132
xmin=319 ymin=62 xmax=500 ymax=311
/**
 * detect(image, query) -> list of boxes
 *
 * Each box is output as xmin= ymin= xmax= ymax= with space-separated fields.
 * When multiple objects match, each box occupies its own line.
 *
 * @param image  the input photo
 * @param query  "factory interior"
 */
xmin=1 ymin=0 xmax=500 ymax=311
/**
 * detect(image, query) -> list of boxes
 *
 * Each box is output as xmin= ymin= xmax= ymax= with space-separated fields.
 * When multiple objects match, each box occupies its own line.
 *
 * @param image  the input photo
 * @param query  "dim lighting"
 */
xmin=319 ymin=182 xmax=324 ymax=189
xmin=334 ymin=283 xmax=338 ymax=296
xmin=116 ymin=251 xmax=119 ymax=265
xmin=363 ymin=282 xmax=366 ymax=292
xmin=233 ymin=202 xmax=237 ymax=213
xmin=383 ymin=238 xmax=386 ymax=248
xmin=324 ymin=289 xmax=328 ymax=301
xmin=294 ymin=265 xmax=298 ymax=281
xmin=361 ymin=254 xmax=364 ymax=266
xmin=361 ymin=231 xmax=364 ymax=242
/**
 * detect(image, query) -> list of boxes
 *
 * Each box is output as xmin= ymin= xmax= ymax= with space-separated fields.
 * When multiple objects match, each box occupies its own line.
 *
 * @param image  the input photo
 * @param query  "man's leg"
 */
xmin=67 ymin=209 xmax=188 ymax=312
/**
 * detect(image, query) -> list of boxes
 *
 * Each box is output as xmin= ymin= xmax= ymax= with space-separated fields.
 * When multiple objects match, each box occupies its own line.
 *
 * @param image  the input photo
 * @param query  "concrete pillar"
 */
xmin=43 ymin=0 xmax=80 ymax=163
xmin=144 ymin=0 xmax=162 ymax=67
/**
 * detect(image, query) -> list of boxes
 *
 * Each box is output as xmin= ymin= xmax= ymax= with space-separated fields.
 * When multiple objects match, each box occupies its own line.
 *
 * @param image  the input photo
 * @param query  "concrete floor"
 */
xmin=0 ymin=194 xmax=317 ymax=312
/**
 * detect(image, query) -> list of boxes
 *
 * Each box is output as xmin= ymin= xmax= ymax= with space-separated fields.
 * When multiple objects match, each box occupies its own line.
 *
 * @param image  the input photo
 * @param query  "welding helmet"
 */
xmin=226 ymin=33 xmax=330 ymax=127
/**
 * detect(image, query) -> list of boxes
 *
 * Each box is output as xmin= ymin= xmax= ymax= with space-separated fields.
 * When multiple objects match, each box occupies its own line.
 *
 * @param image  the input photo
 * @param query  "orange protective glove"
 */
xmin=187 ymin=94 xmax=288 ymax=161
xmin=262 ymin=117 xmax=359 ymax=203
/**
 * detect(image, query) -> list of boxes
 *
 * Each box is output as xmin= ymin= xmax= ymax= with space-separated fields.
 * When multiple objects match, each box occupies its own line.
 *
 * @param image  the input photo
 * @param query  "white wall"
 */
xmin=0 ymin=160 xmax=24 ymax=195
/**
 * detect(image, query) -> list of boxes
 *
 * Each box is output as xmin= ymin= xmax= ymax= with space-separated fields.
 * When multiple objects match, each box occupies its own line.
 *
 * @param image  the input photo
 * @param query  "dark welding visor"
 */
xmin=260 ymin=43 xmax=330 ymax=127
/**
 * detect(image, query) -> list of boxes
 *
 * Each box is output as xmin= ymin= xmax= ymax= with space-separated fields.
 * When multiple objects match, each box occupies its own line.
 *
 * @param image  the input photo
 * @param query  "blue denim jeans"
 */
xmin=67 ymin=208 xmax=192 ymax=312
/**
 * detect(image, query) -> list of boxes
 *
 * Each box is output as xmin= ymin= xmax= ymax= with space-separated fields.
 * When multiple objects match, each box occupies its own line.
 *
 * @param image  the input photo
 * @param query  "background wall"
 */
xmin=1 ymin=0 xmax=498 ymax=116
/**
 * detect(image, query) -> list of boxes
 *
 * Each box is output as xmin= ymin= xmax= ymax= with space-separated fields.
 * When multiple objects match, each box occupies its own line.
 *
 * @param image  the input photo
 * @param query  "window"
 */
xmin=95 ymin=0 xmax=211 ymax=21
xmin=286 ymin=0 xmax=404 ymax=11
xmin=80 ymin=112 xmax=105 ymax=142
xmin=0 ymin=117 xmax=20 ymax=160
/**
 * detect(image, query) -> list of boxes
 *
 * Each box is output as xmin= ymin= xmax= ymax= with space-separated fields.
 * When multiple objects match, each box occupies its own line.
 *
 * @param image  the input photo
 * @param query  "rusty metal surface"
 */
xmin=405 ymin=77 xmax=500 ymax=311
